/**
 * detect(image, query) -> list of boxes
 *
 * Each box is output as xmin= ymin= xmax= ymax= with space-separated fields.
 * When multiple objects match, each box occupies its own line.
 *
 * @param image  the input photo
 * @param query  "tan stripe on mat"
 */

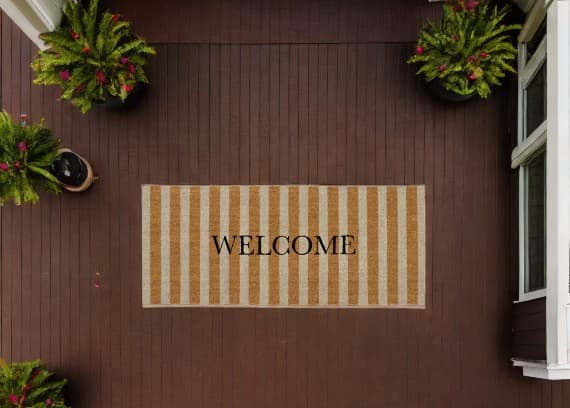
xmin=149 ymin=186 xmax=161 ymax=304
xmin=229 ymin=186 xmax=241 ymax=304
xmin=170 ymin=187 xmax=181 ymax=304
xmin=288 ymin=186 xmax=300 ymax=305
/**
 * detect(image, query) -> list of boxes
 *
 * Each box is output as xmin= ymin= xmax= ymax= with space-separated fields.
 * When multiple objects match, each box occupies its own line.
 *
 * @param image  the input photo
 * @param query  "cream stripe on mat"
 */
xmin=338 ymin=187 xmax=348 ymax=306
xmin=179 ymin=187 xmax=190 ymax=304
xmin=142 ymin=185 xmax=426 ymax=309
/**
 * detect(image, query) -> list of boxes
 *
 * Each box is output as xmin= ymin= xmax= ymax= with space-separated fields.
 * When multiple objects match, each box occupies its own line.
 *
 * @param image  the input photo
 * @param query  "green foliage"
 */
xmin=0 ymin=112 xmax=61 ymax=206
xmin=407 ymin=0 xmax=521 ymax=98
xmin=31 ymin=0 xmax=156 ymax=113
xmin=0 ymin=359 xmax=70 ymax=408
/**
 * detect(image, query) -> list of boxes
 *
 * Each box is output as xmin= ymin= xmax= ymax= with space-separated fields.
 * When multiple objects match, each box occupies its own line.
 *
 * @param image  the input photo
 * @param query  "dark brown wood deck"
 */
xmin=1 ymin=1 xmax=566 ymax=406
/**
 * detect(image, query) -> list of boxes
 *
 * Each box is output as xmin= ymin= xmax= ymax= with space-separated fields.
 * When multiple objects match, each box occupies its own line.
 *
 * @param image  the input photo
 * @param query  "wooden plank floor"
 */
xmin=110 ymin=0 xmax=440 ymax=44
xmin=2 ymin=1 xmax=568 ymax=406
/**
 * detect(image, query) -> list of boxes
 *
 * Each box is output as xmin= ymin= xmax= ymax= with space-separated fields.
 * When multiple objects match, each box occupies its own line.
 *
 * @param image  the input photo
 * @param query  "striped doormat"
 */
xmin=142 ymin=185 xmax=425 ymax=308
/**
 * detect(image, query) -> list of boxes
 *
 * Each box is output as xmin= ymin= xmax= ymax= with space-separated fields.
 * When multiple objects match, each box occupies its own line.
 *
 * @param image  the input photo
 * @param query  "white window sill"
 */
xmin=513 ymin=289 xmax=547 ymax=303
xmin=511 ymin=121 xmax=547 ymax=169
xmin=512 ymin=359 xmax=570 ymax=380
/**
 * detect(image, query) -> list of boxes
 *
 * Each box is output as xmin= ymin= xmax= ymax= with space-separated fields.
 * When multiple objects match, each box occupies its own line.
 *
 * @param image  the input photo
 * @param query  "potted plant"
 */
xmin=0 ymin=359 xmax=70 ymax=408
xmin=0 ymin=112 xmax=95 ymax=206
xmin=407 ymin=0 xmax=520 ymax=102
xmin=31 ymin=0 xmax=156 ymax=113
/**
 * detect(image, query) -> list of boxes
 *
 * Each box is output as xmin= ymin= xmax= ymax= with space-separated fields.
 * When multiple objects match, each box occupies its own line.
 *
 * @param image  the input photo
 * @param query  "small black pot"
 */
xmin=424 ymin=78 xmax=475 ymax=103
xmin=93 ymin=82 xmax=147 ymax=110
xmin=52 ymin=149 xmax=95 ymax=192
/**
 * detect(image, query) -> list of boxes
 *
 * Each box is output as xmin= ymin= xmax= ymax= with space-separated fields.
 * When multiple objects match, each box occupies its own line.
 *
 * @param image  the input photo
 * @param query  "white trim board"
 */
xmin=512 ymin=360 xmax=570 ymax=380
xmin=545 ymin=0 xmax=570 ymax=368
xmin=0 ymin=0 xmax=64 ymax=50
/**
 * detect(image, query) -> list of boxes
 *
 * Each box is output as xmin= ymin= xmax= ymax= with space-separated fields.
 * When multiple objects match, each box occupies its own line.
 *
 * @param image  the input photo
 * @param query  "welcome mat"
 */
xmin=142 ymin=185 xmax=425 ymax=308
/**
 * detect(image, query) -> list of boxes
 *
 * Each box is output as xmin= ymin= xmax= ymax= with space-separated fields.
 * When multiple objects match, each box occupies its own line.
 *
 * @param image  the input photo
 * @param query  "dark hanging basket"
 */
xmin=93 ymin=82 xmax=147 ymax=110
xmin=424 ymin=78 xmax=475 ymax=103
xmin=52 ymin=149 xmax=95 ymax=192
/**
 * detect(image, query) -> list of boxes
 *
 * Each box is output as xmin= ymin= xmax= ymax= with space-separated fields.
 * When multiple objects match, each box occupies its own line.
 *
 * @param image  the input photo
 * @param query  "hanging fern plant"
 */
xmin=0 ymin=359 xmax=70 ymax=408
xmin=407 ymin=0 xmax=521 ymax=99
xmin=31 ymin=0 xmax=156 ymax=113
xmin=0 ymin=112 xmax=61 ymax=206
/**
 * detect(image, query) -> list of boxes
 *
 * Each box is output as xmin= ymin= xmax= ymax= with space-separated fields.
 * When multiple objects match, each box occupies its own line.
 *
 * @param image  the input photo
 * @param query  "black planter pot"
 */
xmin=52 ymin=149 xmax=95 ymax=192
xmin=93 ymin=82 xmax=147 ymax=110
xmin=424 ymin=78 xmax=475 ymax=103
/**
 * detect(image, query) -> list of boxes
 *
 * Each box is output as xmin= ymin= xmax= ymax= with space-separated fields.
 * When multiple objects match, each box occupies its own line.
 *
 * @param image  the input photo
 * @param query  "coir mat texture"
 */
xmin=142 ymin=185 xmax=426 ymax=308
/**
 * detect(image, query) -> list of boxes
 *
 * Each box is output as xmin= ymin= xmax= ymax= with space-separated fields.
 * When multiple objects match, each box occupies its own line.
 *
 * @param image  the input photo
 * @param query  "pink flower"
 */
xmin=96 ymin=70 xmax=105 ymax=84
xmin=468 ymin=73 xmax=478 ymax=81
xmin=94 ymin=282 xmax=101 ymax=288
xmin=128 ymin=64 xmax=135 ymax=74
xmin=468 ymin=55 xmax=476 ymax=63
xmin=415 ymin=45 xmax=424 ymax=55
xmin=71 ymin=31 xmax=79 ymax=40
xmin=466 ymin=1 xmax=479 ymax=10
xmin=45 ymin=398 xmax=53 ymax=406
xmin=17 ymin=141 xmax=27 ymax=152
xmin=121 ymin=56 xmax=129 ymax=65
xmin=111 ymin=14 xmax=120 ymax=22
xmin=14 ymin=161 xmax=21 ymax=169
xmin=82 ymin=45 xmax=90 ymax=55
xmin=123 ymin=84 xmax=133 ymax=93
xmin=439 ymin=64 xmax=446 ymax=72
xmin=479 ymin=52 xmax=489 ymax=59
xmin=60 ymin=70 xmax=70 ymax=81
xmin=8 ymin=394 xmax=18 ymax=405
xmin=0 ymin=162 xmax=8 ymax=171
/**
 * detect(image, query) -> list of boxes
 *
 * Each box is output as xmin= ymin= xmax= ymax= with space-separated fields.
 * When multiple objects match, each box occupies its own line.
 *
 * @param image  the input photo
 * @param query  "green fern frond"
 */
xmin=31 ymin=0 xmax=156 ymax=113
xmin=84 ymin=0 xmax=100 ymax=44
xmin=0 ymin=359 xmax=70 ymax=407
xmin=407 ymin=0 xmax=520 ymax=98
xmin=0 ymin=112 xmax=61 ymax=206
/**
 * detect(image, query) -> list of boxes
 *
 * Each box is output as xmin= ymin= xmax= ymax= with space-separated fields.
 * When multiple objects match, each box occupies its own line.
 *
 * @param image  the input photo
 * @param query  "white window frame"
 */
xmin=513 ymin=0 xmax=570 ymax=379
xmin=512 ymin=31 xmax=547 ymax=303
xmin=544 ymin=0 xmax=570 ymax=368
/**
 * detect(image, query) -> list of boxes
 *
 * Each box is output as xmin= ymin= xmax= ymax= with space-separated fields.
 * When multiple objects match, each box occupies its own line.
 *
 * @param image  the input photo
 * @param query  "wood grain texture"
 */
xmin=0 ymin=1 xmax=559 ymax=405
xmin=104 ymin=0 xmax=440 ymax=44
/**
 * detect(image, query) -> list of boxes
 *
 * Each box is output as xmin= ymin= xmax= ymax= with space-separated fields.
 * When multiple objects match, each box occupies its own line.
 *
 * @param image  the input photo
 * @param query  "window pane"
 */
xmin=524 ymin=62 xmax=547 ymax=138
xmin=526 ymin=21 xmax=546 ymax=64
xmin=525 ymin=152 xmax=546 ymax=292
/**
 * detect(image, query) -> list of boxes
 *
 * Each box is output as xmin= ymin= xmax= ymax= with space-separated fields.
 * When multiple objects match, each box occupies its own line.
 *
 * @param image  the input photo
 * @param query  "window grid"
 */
xmin=515 ymin=29 xmax=547 ymax=301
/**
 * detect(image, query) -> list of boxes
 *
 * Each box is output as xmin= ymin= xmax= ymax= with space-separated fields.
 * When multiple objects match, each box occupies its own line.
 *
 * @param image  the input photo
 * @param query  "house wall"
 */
xmin=2 ymin=0 xmax=567 ymax=406
xmin=512 ymin=297 xmax=547 ymax=360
